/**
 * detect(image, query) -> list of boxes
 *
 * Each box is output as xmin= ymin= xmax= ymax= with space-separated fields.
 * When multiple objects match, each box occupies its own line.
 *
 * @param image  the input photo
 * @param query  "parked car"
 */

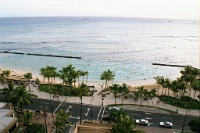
xmin=102 ymin=115 xmax=110 ymax=121
xmin=108 ymin=107 xmax=120 ymax=111
xmin=135 ymin=119 xmax=149 ymax=125
xmin=159 ymin=121 xmax=173 ymax=127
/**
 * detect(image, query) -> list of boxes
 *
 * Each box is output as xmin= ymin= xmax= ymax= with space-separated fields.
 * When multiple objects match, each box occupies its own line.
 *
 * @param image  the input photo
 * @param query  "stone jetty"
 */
xmin=0 ymin=51 xmax=82 ymax=59
xmin=152 ymin=63 xmax=187 ymax=67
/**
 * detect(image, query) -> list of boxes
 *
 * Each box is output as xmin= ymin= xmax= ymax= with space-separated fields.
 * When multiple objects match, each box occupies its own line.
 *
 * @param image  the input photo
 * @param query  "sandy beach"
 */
xmin=0 ymin=66 xmax=161 ymax=88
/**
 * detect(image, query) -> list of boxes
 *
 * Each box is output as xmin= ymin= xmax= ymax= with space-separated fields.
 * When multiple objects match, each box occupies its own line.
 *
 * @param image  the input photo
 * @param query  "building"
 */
xmin=0 ymin=102 xmax=18 ymax=133
xmin=74 ymin=121 xmax=113 ymax=133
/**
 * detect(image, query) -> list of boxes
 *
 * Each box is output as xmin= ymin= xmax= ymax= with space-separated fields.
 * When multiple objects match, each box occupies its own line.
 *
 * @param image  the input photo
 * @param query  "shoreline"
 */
xmin=0 ymin=66 xmax=174 ymax=90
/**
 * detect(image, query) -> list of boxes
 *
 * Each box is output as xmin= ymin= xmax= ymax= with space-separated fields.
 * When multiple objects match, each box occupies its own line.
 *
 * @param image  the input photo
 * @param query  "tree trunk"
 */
xmin=80 ymin=96 xmax=82 ymax=125
xmin=164 ymin=88 xmax=167 ymax=95
xmin=86 ymin=76 xmax=88 ymax=86
xmin=157 ymin=86 xmax=159 ymax=95
xmin=121 ymin=95 xmax=124 ymax=104
xmin=194 ymin=90 xmax=196 ymax=99
xmin=28 ymin=81 xmax=31 ymax=91
xmin=168 ymin=88 xmax=169 ymax=97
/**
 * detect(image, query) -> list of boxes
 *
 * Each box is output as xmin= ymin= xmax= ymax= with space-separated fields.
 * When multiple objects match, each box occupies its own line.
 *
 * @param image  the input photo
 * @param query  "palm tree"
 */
xmin=100 ymin=69 xmax=115 ymax=89
xmin=180 ymin=66 xmax=199 ymax=96
xmin=170 ymin=80 xmax=180 ymax=98
xmin=191 ymin=79 xmax=200 ymax=99
xmin=58 ymin=69 xmax=67 ymax=93
xmin=40 ymin=68 xmax=47 ymax=83
xmin=80 ymin=71 xmax=85 ymax=84
xmin=147 ymin=89 xmax=157 ymax=105
xmin=76 ymin=70 xmax=81 ymax=86
xmin=63 ymin=64 xmax=77 ymax=88
xmin=137 ymin=86 xmax=145 ymax=105
xmin=15 ymin=85 xmax=37 ymax=112
xmin=85 ymin=71 xmax=89 ymax=85
xmin=0 ymin=73 xmax=6 ymax=88
xmin=3 ymin=70 xmax=10 ymax=78
xmin=143 ymin=89 xmax=149 ymax=105
xmin=111 ymin=113 xmax=136 ymax=133
xmin=169 ymin=78 xmax=186 ymax=113
xmin=111 ymin=84 xmax=120 ymax=104
xmin=24 ymin=110 xmax=33 ymax=125
xmin=23 ymin=72 xmax=32 ymax=91
xmin=120 ymin=83 xmax=130 ymax=104
xmin=0 ymin=81 xmax=17 ymax=107
xmin=55 ymin=109 xmax=71 ymax=133
xmin=75 ymin=83 xmax=89 ymax=124
xmin=35 ymin=77 xmax=41 ymax=86
xmin=176 ymin=78 xmax=187 ymax=97
xmin=164 ymin=78 xmax=171 ymax=96
xmin=0 ymin=70 xmax=10 ymax=88
xmin=40 ymin=66 xmax=57 ymax=99
xmin=154 ymin=76 xmax=165 ymax=95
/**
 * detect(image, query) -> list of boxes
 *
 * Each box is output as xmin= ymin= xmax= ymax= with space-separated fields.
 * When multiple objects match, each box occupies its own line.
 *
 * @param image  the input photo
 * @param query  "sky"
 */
xmin=0 ymin=0 xmax=199 ymax=19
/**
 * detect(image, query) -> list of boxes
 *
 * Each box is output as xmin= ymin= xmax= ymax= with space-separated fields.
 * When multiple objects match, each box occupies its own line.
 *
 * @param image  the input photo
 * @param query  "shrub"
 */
xmin=158 ymin=95 xmax=200 ymax=110
xmin=188 ymin=119 xmax=200 ymax=133
xmin=24 ymin=123 xmax=45 ymax=133
xmin=180 ymin=96 xmax=193 ymax=101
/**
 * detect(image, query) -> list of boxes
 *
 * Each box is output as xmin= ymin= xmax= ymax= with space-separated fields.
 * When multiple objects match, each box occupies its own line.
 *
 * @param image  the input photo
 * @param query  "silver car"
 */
xmin=108 ymin=107 xmax=120 ymax=111
xmin=159 ymin=121 xmax=173 ymax=127
xmin=135 ymin=119 xmax=149 ymax=125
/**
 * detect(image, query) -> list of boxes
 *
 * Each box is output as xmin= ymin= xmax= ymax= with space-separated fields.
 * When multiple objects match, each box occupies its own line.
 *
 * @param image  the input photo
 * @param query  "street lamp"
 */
xmin=40 ymin=105 xmax=48 ymax=133
xmin=181 ymin=105 xmax=189 ymax=132
xmin=90 ymin=95 xmax=94 ymax=122
xmin=101 ymin=96 xmax=104 ymax=106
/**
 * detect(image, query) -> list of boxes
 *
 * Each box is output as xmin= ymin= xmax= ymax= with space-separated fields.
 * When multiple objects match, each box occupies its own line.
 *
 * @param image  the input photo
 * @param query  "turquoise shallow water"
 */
xmin=0 ymin=17 xmax=199 ymax=85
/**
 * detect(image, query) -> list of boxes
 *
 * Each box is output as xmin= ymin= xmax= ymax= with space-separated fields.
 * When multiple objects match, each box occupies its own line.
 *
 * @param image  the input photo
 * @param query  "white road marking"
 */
xmin=145 ymin=117 xmax=152 ymax=120
xmin=85 ymin=108 xmax=90 ymax=116
xmin=53 ymin=101 xmax=64 ymax=114
xmin=145 ymin=112 xmax=152 ymax=114
xmin=163 ymin=117 xmax=172 ymax=119
xmin=97 ymin=106 xmax=103 ymax=120
xmin=66 ymin=105 xmax=72 ymax=113
xmin=131 ymin=114 xmax=141 ymax=116
xmin=101 ymin=107 xmax=106 ymax=120
xmin=148 ymin=123 xmax=153 ymax=126
xmin=70 ymin=116 xmax=80 ymax=119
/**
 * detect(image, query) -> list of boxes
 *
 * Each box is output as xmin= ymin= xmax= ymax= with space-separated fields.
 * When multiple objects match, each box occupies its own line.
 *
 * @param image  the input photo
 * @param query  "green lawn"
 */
xmin=38 ymin=84 xmax=90 ymax=96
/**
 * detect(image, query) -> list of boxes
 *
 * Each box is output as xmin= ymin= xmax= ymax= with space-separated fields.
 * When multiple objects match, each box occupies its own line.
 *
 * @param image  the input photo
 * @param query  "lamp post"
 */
xmin=181 ymin=105 xmax=189 ymax=132
xmin=90 ymin=95 xmax=94 ymax=122
xmin=40 ymin=105 xmax=48 ymax=133
xmin=101 ymin=96 xmax=104 ymax=106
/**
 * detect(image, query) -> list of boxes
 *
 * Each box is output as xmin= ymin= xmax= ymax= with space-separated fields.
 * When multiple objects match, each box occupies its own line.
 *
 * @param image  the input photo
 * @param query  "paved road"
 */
xmin=25 ymin=98 xmax=199 ymax=132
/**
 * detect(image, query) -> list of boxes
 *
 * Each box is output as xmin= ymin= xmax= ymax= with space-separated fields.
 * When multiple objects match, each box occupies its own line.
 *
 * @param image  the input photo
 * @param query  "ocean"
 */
xmin=0 ymin=17 xmax=199 ymax=86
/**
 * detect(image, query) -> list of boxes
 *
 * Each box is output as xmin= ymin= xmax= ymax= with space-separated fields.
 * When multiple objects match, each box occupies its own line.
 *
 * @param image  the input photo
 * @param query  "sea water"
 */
xmin=0 ymin=17 xmax=199 ymax=86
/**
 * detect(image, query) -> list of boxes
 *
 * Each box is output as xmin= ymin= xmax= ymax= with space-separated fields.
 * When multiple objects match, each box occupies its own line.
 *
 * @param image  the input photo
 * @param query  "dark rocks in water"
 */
xmin=0 ymin=51 xmax=82 ymax=59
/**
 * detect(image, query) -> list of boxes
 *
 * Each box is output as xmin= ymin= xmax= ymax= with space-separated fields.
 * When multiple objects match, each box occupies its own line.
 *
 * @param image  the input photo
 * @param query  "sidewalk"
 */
xmin=29 ymin=84 xmax=200 ymax=117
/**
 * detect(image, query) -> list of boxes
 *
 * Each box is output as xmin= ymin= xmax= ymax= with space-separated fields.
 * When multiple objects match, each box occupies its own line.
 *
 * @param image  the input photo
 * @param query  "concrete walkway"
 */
xmin=29 ymin=84 xmax=200 ymax=117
